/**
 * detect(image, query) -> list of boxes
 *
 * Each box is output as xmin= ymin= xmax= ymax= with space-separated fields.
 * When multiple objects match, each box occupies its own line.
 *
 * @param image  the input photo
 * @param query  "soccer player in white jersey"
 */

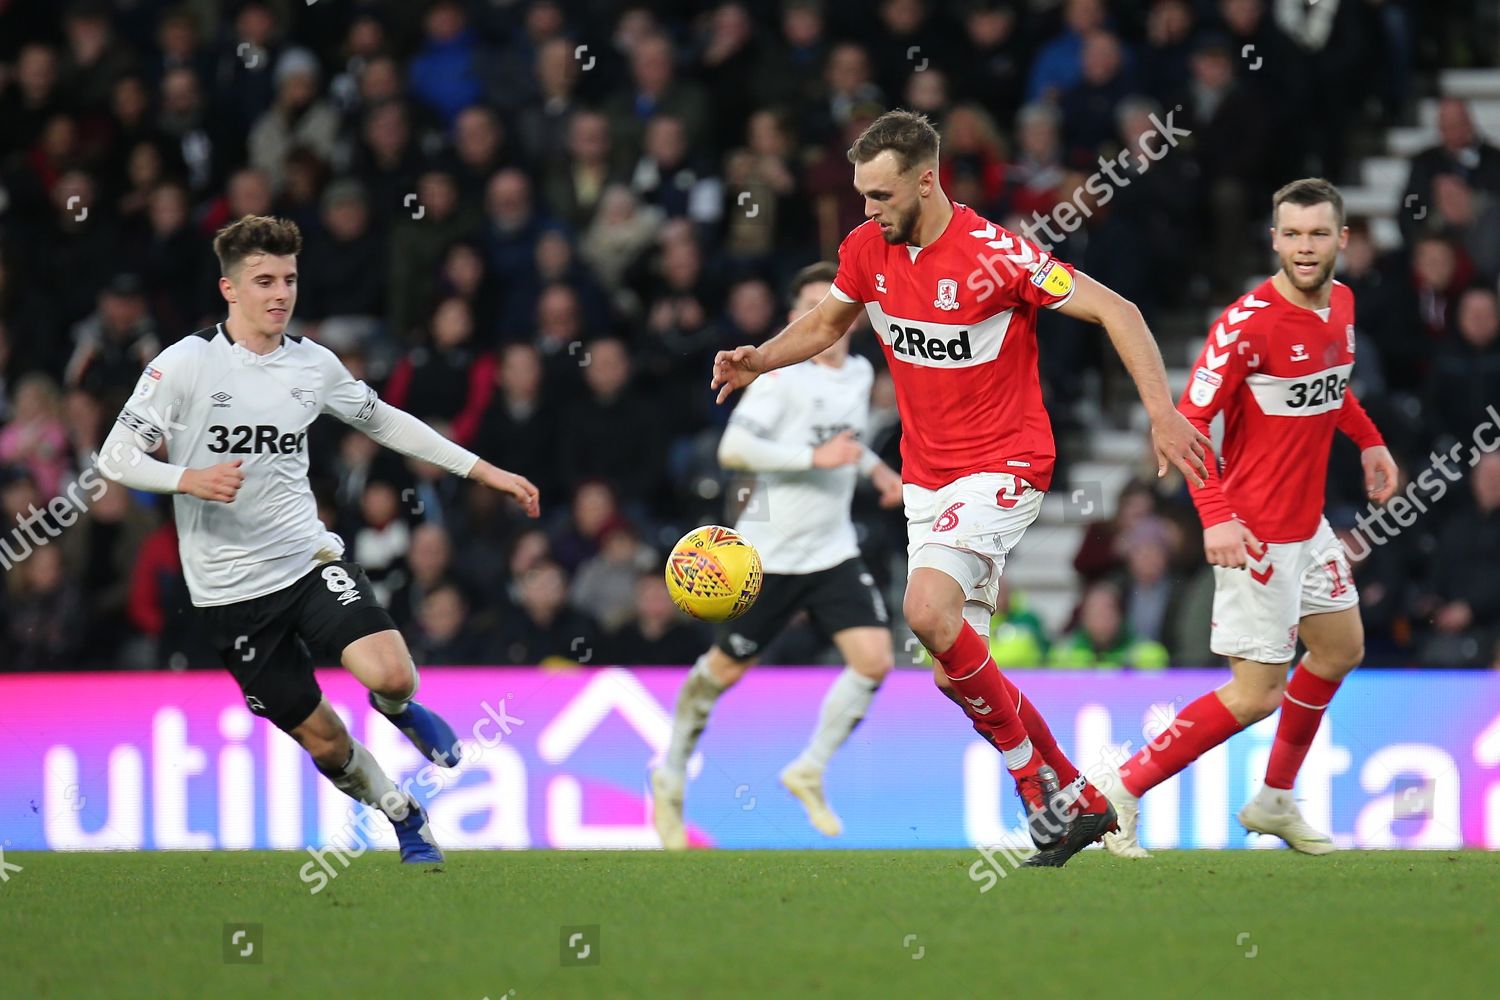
xmin=652 ymin=262 xmax=905 ymax=848
xmin=712 ymin=110 xmax=1211 ymax=866
xmin=1100 ymin=179 xmax=1400 ymax=858
xmin=96 ymin=216 xmax=541 ymax=865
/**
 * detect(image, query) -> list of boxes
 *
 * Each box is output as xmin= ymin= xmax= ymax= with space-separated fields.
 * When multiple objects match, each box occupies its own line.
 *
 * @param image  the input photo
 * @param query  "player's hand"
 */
xmin=1151 ymin=410 xmax=1212 ymax=488
xmin=812 ymin=430 xmax=864 ymax=468
xmin=1362 ymin=445 xmax=1399 ymax=504
xmin=471 ymin=460 xmax=541 ymax=518
xmin=711 ymin=345 xmax=766 ymax=404
xmin=871 ymin=462 xmax=904 ymax=508
xmin=179 ymin=460 xmax=244 ymax=502
xmin=1203 ymin=520 xmax=1262 ymax=569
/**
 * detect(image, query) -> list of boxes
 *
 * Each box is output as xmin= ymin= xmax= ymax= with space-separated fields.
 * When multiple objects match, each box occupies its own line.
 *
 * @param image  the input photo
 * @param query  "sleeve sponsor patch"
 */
xmin=135 ymin=366 xmax=163 ymax=399
xmin=1030 ymin=259 xmax=1073 ymax=298
xmin=117 ymin=409 xmax=164 ymax=448
xmin=1189 ymin=366 xmax=1222 ymax=407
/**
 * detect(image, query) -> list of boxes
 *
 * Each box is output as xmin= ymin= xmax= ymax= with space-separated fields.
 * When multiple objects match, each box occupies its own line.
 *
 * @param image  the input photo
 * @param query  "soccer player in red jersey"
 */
xmin=712 ymin=110 xmax=1211 ymax=866
xmin=1101 ymin=178 xmax=1400 ymax=857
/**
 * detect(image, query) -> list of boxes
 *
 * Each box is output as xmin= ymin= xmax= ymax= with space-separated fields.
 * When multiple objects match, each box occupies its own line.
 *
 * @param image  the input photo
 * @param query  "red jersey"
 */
xmin=1181 ymin=277 xmax=1385 ymax=543
xmin=831 ymin=203 xmax=1075 ymax=491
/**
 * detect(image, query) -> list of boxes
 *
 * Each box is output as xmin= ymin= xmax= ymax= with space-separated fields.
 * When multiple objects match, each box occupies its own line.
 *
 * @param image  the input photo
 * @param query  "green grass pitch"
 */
xmin=1 ymin=850 xmax=1495 ymax=998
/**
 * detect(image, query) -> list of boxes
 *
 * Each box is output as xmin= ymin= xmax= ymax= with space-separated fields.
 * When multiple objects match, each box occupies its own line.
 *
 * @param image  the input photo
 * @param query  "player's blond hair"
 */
xmin=213 ymin=215 xmax=303 ymax=277
xmin=847 ymin=110 xmax=940 ymax=173
xmin=1272 ymin=178 xmax=1345 ymax=227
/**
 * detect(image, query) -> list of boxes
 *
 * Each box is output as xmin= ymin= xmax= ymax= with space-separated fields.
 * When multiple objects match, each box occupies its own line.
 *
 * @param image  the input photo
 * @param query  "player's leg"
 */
xmin=932 ymin=601 xmax=1115 ymax=826
xmin=1238 ymin=530 xmax=1362 ymax=853
xmin=344 ymin=629 xmax=462 ymax=768
xmin=653 ymin=573 xmax=797 ymax=849
xmin=652 ymin=645 xmax=756 ymax=850
xmin=287 ymin=697 xmax=443 ymax=864
xmin=778 ymin=560 xmax=894 ymax=835
xmin=1102 ymin=541 xmax=1300 ymax=858
xmin=303 ymin=561 xmax=462 ymax=768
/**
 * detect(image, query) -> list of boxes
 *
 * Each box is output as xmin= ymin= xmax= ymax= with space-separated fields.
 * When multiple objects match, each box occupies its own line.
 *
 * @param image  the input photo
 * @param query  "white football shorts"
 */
xmin=1210 ymin=515 xmax=1358 ymax=664
xmin=904 ymin=472 xmax=1043 ymax=611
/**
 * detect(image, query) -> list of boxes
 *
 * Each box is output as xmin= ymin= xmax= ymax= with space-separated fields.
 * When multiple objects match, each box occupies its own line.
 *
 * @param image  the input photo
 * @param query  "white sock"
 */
xmin=1254 ymin=785 xmax=1295 ymax=812
xmin=792 ymin=668 xmax=882 ymax=772
xmin=662 ymin=655 xmax=726 ymax=778
xmin=318 ymin=740 xmax=410 ymax=822
xmin=371 ymin=668 xmax=418 ymax=715
xmin=1003 ymin=737 xmax=1036 ymax=773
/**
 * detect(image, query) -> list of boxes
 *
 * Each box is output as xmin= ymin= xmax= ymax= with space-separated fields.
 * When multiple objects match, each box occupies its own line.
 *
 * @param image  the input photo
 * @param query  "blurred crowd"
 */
xmin=0 ymin=0 xmax=1496 ymax=670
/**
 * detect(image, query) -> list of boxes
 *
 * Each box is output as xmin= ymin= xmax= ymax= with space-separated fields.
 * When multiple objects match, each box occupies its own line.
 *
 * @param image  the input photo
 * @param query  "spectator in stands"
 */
xmin=550 ymin=479 xmax=622 ymax=575
xmin=352 ymin=480 xmax=412 ymax=606
xmin=1047 ymin=581 xmax=1169 ymax=669
xmin=59 ymin=479 xmax=155 ymax=668
xmin=1425 ymin=172 xmax=1500 ymax=282
xmin=2 ymin=545 xmax=84 ymax=671
xmin=411 ymin=581 xmax=488 ymax=666
xmin=407 ymin=0 xmax=485 ymax=127
xmin=493 ymin=559 xmax=599 ymax=664
xmin=1027 ymin=0 xmax=1108 ymax=102
xmin=570 ymin=519 xmax=658 ymax=634
xmin=581 ymin=184 xmax=665 ymax=301
xmin=806 ymin=42 xmax=884 ymax=143
xmin=939 ymin=103 xmax=1009 ymax=214
xmin=604 ymin=573 xmax=712 ymax=665
xmin=387 ymin=169 xmax=480 ymax=343
xmin=1424 ymin=287 xmax=1500 ymax=450
xmin=1340 ymin=219 xmax=1415 ymax=388
xmin=516 ymin=38 xmax=583 ymax=169
xmin=354 ymin=100 xmax=423 ymax=231
xmin=1178 ymin=34 xmax=1271 ymax=298
xmin=1060 ymin=31 xmax=1133 ymax=166
xmin=1331 ymin=505 xmax=1420 ymax=666
xmin=1408 ymin=234 xmax=1470 ymax=353
xmin=1007 ymin=102 xmax=1066 ymax=220
xmin=1401 ymin=98 xmax=1500 ymax=243
xmin=0 ymin=43 xmax=65 ymax=157
xmin=483 ymin=168 xmax=549 ymax=325
xmin=1113 ymin=517 xmax=1183 ymax=649
xmin=630 ymin=113 xmax=723 ymax=228
xmin=444 ymin=106 xmax=514 ymax=208
xmin=556 ymin=338 xmax=665 ymax=508
xmin=388 ymin=522 xmax=454 ymax=631
xmin=954 ymin=0 xmax=1030 ymax=127
xmin=472 ymin=342 xmax=559 ymax=502
xmin=63 ymin=274 xmax=160 ymax=400
xmin=136 ymin=181 xmax=209 ymax=336
xmin=1415 ymin=452 xmax=1500 ymax=666
xmin=157 ymin=65 xmax=225 ymax=195
xmin=761 ymin=0 xmax=829 ymax=117
xmin=299 ymin=180 xmax=385 ymax=324
xmin=383 ymin=296 xmax=494 ymax=435
xmin=1141 ymin=0 xmax=1196 ymax=105
xmin=603 ymin=32 xmax=711 ymax=159
xmin=248 ymin=48 xmax=340 ymax=192
xmin=546 ymin=110 xmax=623 ymax=232
xmin=0 ymin=374 xmax=70 ymax=500
xmin=1073 ymin=479 xmax=1157 ymax=584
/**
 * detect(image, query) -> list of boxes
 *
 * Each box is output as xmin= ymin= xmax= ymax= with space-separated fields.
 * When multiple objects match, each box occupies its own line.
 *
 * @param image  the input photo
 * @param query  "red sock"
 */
xmin=934 ymin=624 xmax=1029 ymax=755
xmin=995 ymin=672 xmax=1081 ymax=786
xmin=1265 ymin=663 xmax=1342 ymax=790
xmin=1120 ymin=691 xmax=1243 ymax=797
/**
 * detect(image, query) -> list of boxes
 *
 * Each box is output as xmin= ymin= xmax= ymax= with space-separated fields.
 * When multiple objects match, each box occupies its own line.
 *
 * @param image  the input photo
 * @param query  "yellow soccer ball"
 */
xmin=664 ymin=525 xmax=763 ymax=622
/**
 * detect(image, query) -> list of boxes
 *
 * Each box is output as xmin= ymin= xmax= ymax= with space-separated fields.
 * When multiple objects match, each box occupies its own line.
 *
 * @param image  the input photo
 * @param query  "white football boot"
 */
xmin=651 ymin=769 xmax=688 ymax=850
xmin=1238 ymin=789 xmax=1336 ymax=855
xmin=1099 ymin=768 xmax=1151 ymax=859
xmin=780 ymin=762 xmax=843 ymax=837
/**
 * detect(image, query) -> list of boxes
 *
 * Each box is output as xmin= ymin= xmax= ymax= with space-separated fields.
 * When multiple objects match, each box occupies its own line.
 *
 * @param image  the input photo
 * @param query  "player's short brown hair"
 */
xmin=847 ymin=109 xmax=940 ymax=173
xmin=213 ymin=215 xmax=303 ymax=276
xmin=789 ymin=261 xmax=837 ymax=302
xmin=1272 ymin=178 xmax=1345 ymax=227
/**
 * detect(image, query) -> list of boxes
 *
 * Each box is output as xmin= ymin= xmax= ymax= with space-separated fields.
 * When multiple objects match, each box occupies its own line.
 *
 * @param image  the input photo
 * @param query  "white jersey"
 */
xmin=724 ymin=355 xmax=873 ymax=574
xmin=119 ymin=325 xmax=383 ymax=607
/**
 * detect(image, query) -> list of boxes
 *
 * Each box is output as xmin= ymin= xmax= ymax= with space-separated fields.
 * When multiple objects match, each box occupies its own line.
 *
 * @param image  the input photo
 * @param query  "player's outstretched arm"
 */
xmin=711 ymin=292 xmax=862 ymax=404
xmin=1055 ymin=270 xmax=1211 ymax=487
xmin=96 ymin=414 xmax=244 ymax=501
xmin=466 ymin=458 xmax=541 ymax=519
